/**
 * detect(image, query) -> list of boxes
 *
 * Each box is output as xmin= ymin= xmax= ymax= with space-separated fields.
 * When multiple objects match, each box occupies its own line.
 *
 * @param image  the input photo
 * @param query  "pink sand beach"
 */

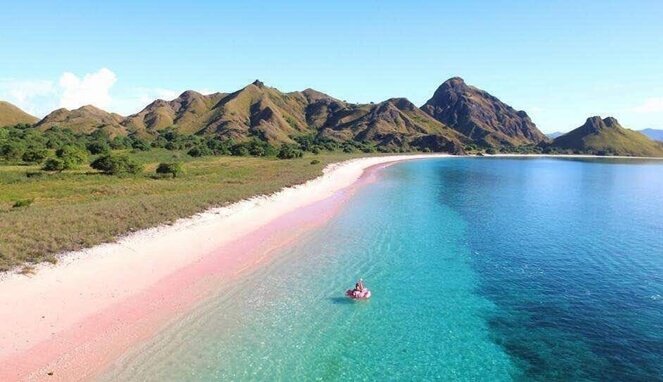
xmin=0 ymin=154 xmax=449 ymax=381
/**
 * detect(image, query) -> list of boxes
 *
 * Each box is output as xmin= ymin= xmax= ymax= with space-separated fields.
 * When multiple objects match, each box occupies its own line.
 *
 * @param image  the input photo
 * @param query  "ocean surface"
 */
xmin=104 ymin=158 xmax=663 ymax=381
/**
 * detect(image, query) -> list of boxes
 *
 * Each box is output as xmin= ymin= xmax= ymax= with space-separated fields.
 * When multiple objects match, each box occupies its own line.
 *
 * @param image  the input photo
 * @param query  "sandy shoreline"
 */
xmin=0 ymin=154 xmax=451 ymax=381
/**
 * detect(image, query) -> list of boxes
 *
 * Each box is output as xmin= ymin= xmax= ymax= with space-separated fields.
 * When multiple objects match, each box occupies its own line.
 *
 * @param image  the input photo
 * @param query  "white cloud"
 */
xmin=633 ymin=97 xmax=663 ymax=113
xmin=59 ymin=68 xmax=117 ymax=110
xmin=0 ymin=68 xmax=184 ymax=117
xmin=0 ymin=68 xmax=118 ymax=116
xmin=0 ymin=79 xmax=57 ymax=115
xmin=6 ymin=80 xmax=55 ymax=104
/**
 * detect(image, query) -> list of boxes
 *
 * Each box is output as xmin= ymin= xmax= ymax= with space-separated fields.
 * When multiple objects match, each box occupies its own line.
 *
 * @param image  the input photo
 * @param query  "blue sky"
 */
xmin=1 ymin=0 xmax=662 ymax=133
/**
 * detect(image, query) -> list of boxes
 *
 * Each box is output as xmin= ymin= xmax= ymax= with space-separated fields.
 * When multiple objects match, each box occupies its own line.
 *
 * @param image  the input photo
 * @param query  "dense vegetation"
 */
xmin=0 ymin=124 xmax=402 ymax=169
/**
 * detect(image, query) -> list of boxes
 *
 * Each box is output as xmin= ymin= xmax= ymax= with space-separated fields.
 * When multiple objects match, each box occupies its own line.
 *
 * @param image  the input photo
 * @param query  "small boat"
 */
xmin=346 ymin=288 xmax=371 ymax=300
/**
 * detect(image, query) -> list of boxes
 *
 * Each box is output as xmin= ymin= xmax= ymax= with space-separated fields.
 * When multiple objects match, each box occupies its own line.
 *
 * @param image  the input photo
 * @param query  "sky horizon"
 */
xmin=1 ymin=1 xmax=662 ymax=133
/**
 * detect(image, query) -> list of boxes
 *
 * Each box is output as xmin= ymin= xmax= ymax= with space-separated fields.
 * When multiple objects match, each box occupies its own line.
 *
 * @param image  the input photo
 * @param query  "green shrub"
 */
xmin=187 ymin=145 xmax=213 ymax=157
xmin=42 ymin=158 xmax=66 ymax=172
xmin=110 ymin=136 xmax=132 ymax=150
xmin=310 ymin=159 xmax=320 ymax=165
xmin=277 ymin=144 xmax=303 ymax=159
xmin=205 ymin=137 xmax=231 ymax=155
xmin=0 ymin=142 xmax=26 ymax=161
xmin=230 ymin=144 xmax=250 ymax=156
xmin=12 ymin=199 xmax=33 ymax=208
xmin=86 ymin=141 xmax=111 ymax=155
xmin=131 ymin=138 xmax=151 ymax=151
xmin=485 ymin=148 xmax=497 ymax=155
xmin=247 ymin=139 xmax=275 ymax=157
xmin=91 ymin=154 xmax=143 ymax=175
xmin=156 ymin=162 xmax=184 ymax=178
xmin=22 ymin=148 xmax=49 ymax=163
xmin=56 ymin=145 xmax=87 ymax=169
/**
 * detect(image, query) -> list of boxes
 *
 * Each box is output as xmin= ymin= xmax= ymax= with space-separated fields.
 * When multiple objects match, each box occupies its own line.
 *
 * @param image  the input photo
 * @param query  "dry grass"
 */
xmin=0 ymin=151 xmax=362 ymax=271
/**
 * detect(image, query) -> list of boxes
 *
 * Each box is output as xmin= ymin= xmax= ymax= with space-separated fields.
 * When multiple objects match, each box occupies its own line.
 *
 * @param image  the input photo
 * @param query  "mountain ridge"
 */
xmin=2 ymin=78 xmax=662 ymax=157
xmin=122 ymin=81 xmax=467 ymax=152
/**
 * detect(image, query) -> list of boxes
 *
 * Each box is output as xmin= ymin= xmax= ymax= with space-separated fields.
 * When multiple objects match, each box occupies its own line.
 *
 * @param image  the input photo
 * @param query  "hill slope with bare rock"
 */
xmin=422 ymin=77 xmax=548 ymax=147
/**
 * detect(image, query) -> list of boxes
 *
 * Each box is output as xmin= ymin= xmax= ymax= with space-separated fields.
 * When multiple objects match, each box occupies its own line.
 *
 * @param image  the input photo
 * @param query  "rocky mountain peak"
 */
xmin=580 ymin=116 xmax=621 ymax=134
xmin=422 ymin=77 xmax=548 ymax=146
xmin=178 ymin=90 xmax=203 ymax=100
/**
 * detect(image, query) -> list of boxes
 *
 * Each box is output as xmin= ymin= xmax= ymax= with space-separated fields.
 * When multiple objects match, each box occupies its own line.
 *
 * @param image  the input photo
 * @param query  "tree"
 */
xmin=110 ymin=136 xmax=132 ymax=150
xmin=156 ymin=162 xmax=184 ymax=178
xmin=42 ymin=158 xmax=66 ymax=172
xmin=187 ymin=145 xmax=212 ymax=157
xmin=0 ymin=142 xmax=26 ymax=161
xmin=22 ymin=148 xmax=49 ymax=163
xmin=230 ymin=144 xmax=250 ymax=156
xmin=91 ymin=154 xmax=143 ymax=175
xmin=131 ymin=138 xmax=151 ymax=151
xmin=87 ymin=141 xmax=111 ymax=155
xmin=245 ymin=139 xmax=276 ymax=157
xmin=277 ymin=144 xmax=303 ymax=159
xmin=56 ymin=145 xmax=87 ymax=169
xmin=205 ymin=136 xmax=231 ymax=155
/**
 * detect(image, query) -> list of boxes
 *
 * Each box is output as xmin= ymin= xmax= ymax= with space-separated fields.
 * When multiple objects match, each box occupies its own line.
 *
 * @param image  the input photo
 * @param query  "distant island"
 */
xmin=2 ymin=77 xmax=662 ymax=159
xmin=546 ymin=131 xmax=565 ymax=139
xmin=640 ymin=128 xmax=663 ymax=142
xmin=551 ymin=117 xmax=663 ymax=157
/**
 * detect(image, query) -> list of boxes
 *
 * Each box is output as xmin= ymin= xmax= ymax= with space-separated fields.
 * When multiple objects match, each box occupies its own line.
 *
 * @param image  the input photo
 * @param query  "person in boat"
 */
xmin=355 ymin=279 xmax=365 ymax=292
xmin=347 ymin=278 xmax=369 ymax=298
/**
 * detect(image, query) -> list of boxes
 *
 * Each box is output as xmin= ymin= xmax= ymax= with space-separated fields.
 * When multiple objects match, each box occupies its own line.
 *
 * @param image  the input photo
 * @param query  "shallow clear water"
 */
xmin=105 ymin=158 xmax=663 ymax=381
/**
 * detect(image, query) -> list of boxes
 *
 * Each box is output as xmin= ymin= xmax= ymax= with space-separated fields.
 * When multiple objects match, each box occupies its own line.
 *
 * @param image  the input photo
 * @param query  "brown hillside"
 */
xmin=0 ymin=101 xmax=38 ymax=127
xmin=35 ymin=105 xmax=126 ymax=136
xmin=422 ymin=77 xmax=548 ymax=147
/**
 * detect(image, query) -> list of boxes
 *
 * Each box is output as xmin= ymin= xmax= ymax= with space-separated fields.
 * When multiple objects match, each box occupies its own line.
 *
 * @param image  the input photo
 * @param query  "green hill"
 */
xmin=0 ymin=101 xmax=38 ymax=127
xmin=123 ymin=80 xmax=465 ymax=153
xmin=123 ymin=90 xmax=227 ymax=135
xmin=35 ymin=105 xmax=126 ymax=137
xmin=552 ymin=116 xmax=663 ymax=157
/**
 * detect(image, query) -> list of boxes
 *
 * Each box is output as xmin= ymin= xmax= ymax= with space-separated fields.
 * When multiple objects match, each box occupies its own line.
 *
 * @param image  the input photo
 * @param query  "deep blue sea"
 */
xmin=105 ymin=158 xmax=663 ymax=381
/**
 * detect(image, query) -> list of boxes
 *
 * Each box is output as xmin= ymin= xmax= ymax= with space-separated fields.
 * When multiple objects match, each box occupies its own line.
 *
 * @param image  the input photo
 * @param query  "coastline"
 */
xmin=0 ymin=152 xmax=658 ymax=380
xmin=488 ymin=153 xmax=663 ymax=160
xmin=0 ymin=154 xmax=451 ymax=381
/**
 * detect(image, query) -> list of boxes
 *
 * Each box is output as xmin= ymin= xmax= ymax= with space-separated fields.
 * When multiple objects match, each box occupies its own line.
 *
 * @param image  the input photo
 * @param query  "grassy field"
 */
xmin=0 ymin=150 xmax=362 ymax=271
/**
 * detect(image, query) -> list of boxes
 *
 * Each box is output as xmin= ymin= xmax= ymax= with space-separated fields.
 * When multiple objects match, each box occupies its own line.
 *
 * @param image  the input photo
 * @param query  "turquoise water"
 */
xmin=105 ymin=158 xmax=663 ymax=381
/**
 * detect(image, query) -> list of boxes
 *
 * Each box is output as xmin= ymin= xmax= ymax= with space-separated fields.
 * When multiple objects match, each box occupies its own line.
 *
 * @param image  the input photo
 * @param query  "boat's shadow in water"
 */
xmin=328 ymin=297 xmax=355 ymax=305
